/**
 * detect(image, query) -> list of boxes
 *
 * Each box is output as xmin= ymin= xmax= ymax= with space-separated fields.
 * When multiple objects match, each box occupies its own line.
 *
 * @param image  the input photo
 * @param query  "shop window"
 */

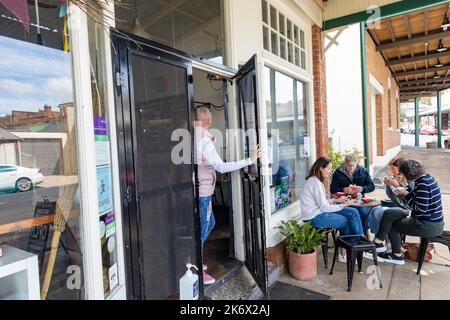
xmin=262 ymin=2 xmax=307 ymax=70
xmin=88 ymin=18 xmax=120 ymax=298
xmin=0 ymin=1 xmax=84 ymax=299
xmin=265 ymin=67 xmax=310 ymax=213
xmin=115 ymin=0 xmax=227 ymax=65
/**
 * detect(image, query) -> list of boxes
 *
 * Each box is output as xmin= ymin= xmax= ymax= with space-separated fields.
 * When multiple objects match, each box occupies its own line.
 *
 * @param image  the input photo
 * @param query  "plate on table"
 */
xmin=349 ymin=199 xmax=381 ymax=207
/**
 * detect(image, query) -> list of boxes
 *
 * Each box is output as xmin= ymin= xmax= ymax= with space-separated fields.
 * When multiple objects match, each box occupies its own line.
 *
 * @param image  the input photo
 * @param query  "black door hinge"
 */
xmin=124 ymin=186 xmax=133 ymax=202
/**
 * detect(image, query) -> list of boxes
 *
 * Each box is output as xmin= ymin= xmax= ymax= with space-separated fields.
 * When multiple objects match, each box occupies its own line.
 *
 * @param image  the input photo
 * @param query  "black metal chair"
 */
xmin=320 ymin=228 xmax=337 ymax=269
xmin=417 ymin=231 xmax=450 ymax=274
xmin=330 ymin=235 xmax=382 ymax=292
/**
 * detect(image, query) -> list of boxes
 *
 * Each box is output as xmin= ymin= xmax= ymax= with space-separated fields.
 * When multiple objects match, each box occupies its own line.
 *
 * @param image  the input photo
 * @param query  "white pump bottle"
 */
xmin=179 ymin=263 xmax=199 ymax=300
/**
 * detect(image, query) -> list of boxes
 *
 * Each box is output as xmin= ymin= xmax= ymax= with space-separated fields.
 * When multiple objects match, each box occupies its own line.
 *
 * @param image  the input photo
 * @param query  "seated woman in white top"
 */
xmin=299 ymin=157 xmax=364 ymax=261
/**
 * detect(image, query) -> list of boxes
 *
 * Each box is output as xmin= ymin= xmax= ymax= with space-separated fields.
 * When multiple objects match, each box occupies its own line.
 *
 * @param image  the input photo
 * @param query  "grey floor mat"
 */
xmin=269 ymin=282 xmax=330 ymax=300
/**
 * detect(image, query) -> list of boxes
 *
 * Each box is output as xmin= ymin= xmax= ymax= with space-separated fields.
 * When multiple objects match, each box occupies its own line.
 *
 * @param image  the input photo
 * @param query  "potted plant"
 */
xmin=277 ymin=220 xmax=326 ymax=281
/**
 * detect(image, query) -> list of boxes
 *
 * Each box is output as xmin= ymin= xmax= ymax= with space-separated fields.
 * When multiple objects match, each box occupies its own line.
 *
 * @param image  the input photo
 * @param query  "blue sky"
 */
xmin=0 ymin=35 xmax=73 ymax=116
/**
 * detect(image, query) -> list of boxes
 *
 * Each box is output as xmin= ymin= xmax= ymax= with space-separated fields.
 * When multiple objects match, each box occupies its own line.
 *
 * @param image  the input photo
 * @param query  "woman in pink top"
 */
xmin=195 ymin=105 xmax=261 ymax=284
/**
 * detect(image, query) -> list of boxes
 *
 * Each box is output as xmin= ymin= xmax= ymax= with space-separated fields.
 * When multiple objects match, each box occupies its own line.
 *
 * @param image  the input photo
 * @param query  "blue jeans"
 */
xmin=308 ymin=207 xmax=364 ymax=236
xmin=199 ymin=196 xmax=215 ymax=247
xmin=355 ymin=206 xmax=369 ymax=228
xmin=365 ymin=206 xmax=385 ymax=235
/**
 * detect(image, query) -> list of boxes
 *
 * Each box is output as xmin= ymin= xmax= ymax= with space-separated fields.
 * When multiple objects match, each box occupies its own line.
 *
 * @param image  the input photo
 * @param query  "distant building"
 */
xmin=0 ymin=104 xmax=65 ymax=128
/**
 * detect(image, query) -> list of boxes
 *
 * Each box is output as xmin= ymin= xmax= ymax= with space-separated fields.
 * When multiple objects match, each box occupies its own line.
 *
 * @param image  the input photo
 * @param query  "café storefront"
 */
xmin=0 ymin=0 xmax=321 ymax=300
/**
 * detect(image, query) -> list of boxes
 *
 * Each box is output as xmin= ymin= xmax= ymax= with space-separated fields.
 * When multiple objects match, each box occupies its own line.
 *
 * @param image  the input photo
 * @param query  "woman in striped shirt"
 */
xmin=372 ymin=160 xmax=444 ymax=265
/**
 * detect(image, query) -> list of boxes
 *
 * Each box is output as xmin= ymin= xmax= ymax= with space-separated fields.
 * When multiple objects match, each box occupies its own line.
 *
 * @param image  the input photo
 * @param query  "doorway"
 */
xmin=192 ymin=68 xmax=240 ymax=286
xmin=112 ymin=32 xmax=268 ymax=300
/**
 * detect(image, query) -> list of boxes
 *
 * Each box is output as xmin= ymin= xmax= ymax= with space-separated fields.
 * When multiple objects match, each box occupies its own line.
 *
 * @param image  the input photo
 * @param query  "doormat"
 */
xmin=269 ymin=282 xmax=330 ymax=300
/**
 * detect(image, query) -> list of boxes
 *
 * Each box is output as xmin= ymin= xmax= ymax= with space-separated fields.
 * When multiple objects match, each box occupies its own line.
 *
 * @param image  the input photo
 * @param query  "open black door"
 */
xmin=235 ymin=55 xmax=269 ymax=298
xmin=112 ymin=32 xmax=202 ymax=299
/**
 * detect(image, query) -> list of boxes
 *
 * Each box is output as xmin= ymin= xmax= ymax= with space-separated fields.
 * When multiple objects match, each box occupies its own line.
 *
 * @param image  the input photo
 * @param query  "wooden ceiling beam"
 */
xmin=386 ymin=50 xmax=450 ymax=66
xmin=392 ymin=65 xmax=450 ymax=77
xmin=399 ymin=75 xmax=450 ymax=86
xmin=400 ymin=83 xmax=450 ymax=91
xmin=376 ymin=29 xmax=450 ymax=51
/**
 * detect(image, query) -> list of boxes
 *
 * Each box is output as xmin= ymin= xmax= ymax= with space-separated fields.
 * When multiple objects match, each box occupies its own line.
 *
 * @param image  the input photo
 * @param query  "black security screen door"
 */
xmin=235 ymin=55 xmax=269 ymax=298
xmin=113 ymin=33 xmax=201 ymax=300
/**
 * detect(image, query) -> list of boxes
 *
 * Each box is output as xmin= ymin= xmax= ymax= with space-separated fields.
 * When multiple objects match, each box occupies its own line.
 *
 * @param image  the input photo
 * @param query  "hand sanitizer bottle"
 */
xmin=179 ymin=263 xmax=199 ymax=300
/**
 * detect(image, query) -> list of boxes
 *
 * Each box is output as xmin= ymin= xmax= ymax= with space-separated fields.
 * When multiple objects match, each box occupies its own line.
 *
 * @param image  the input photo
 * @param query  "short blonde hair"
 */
xmin=344 ymin=154 xmax=358 ymax=164
xmin=194 ymin=106 xmax=211 ymax=121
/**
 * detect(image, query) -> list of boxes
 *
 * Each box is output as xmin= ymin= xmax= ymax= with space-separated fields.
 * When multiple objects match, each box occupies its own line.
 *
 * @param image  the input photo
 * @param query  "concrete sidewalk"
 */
xmin=280 ymin=146 xmax=450 ymax=300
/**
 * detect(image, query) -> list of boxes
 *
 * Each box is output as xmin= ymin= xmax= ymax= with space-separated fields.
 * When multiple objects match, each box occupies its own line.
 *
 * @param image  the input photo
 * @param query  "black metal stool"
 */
xmin=320 ymin=228 xmax=337 ymax=269
xmin=417 ymin=231 xmax=450 ymax=274
xmin=330 ymin=235 xmax=382 ymax=291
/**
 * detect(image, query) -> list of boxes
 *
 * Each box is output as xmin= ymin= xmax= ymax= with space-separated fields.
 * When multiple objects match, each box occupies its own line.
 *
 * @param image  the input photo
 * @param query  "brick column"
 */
xmin=312 ymin=25 xmax=328 ymax=158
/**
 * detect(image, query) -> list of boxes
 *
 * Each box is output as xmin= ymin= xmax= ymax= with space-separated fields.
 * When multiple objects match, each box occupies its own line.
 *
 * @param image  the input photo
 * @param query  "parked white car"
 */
xmin=0 ymin=164 xmax=44 ymax=192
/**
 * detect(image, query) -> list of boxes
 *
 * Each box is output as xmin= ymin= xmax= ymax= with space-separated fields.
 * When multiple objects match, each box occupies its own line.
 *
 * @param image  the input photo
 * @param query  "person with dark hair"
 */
xmin=299 ymin=157 xmax=364 ymax=262
xmin=383 ymin=156 xmax=414 ymax=209
xmin=372 ymin=160 xmax=444 ymax=265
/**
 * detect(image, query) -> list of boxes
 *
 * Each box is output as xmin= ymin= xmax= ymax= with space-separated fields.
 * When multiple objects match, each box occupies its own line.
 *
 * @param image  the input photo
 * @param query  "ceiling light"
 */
xmin=437 ymin=39 xmax=447 ymax=52
xmin=433 ymin=71 xmax=441 ymax=79
xmin=130 ymin=0 xmax=151 ymax=39
xmin=442 ymin=14 xmax=450 ymax=30
xmin=435 ymin=58 xmax=444 ymax=67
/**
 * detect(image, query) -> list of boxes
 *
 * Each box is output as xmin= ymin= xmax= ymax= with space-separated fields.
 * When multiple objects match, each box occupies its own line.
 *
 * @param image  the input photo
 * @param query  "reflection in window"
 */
xmin=0 ymin=1 xmax=83 ymax=300
xmin=265 ymin=67 xmax=309 ymax=213
xmin=115 ymin=0 xmax=227 ymax=65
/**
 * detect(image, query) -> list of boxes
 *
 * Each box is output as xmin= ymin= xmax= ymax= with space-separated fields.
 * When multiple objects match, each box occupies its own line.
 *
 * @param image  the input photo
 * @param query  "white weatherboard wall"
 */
xmin=326 ymin=23 xmax=364 ymax=155
xmin=226 ymin=0 xmax=322 ymax=255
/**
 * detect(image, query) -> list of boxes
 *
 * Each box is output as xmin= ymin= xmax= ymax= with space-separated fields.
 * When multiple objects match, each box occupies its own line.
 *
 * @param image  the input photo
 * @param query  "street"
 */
xmin=401 ymin=133 xmax=450 ymax=148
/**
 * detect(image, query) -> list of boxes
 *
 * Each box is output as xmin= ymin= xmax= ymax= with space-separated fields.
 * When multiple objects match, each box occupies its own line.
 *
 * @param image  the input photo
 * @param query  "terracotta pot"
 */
xmin=288 ymin=250 xmax=317 ymax=281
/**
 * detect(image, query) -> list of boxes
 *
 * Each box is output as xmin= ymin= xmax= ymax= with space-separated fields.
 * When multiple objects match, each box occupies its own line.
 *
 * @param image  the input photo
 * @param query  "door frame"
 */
xmin=112 ymin=31 xmax=204 ymax=299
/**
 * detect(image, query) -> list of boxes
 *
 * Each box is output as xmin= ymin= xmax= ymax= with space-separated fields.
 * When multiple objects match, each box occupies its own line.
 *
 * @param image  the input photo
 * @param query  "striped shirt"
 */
xmin=405 ymin=174 xmax=443 ymax=222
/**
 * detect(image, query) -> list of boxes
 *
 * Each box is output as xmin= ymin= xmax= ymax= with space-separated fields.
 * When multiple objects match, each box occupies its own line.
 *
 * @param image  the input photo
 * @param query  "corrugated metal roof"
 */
xmin=0 ymin=125 xmax=22 ymax=142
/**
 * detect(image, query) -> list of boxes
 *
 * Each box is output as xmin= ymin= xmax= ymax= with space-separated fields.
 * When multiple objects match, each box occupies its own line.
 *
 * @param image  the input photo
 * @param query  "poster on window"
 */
xmin=97 ymin=165 xmax=113 ymax=215
xmin=303 ymin=136 xmax=311 ymax=158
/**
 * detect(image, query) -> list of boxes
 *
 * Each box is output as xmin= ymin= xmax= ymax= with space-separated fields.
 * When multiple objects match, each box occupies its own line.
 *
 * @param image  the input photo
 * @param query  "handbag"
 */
xmin=402 ymin=242 xmax=434 ymax=262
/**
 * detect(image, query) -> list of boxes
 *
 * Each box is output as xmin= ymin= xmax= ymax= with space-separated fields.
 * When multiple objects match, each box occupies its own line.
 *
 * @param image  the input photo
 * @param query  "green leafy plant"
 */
xmin=277 ymin=220 xmax=326 ymax=255
xmin=328 ymin=144 xmax=344 ymax=170
xmin=329 ymin=145 xmax=366 ymax=170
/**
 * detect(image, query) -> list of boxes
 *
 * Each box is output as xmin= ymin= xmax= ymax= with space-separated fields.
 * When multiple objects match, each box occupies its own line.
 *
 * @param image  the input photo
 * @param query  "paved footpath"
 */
xmin=280 ymin=146 xmax=450 ymax=300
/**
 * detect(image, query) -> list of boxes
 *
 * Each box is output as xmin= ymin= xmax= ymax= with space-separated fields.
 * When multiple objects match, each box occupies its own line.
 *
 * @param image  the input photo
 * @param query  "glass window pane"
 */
xmin=294 ymin=25 xmax=299 ymax=45
xmin=271 ymin=31 xmax=278 ymax=55
xmin=279 ymin=13 xmax=285 ymax=36
xmin=264 ymin=67 xmax=272 ymax=126
xmin=288 ymin=42 xmax=294 ymax=64
xmin=274 ymin=72 xmax=294 ymax=210
xmin=287 ymin=20 xmax=293 ymax=40
xmin=115 ymin=0 xmax=227 ymax=65
xmin=280 ymin=38 xmax=286 ymax=60
xmin=270 ymin=5 xmax=277 ymax=30
xmin=295 ymin=47 xmax=300 ymax=67
xmin=262 ymin=0 xmax=268 ymax=24
xmin=300 ymin=30 xmax=305 ymax=49
xmin=265 ymin=69 xmax=310 ymax=213
xmin=295 ymin=81 xmax=309 ymax=193
xmin=263 ymin=26 xmax=269 ymax=50
xmin=301 ymin=51 xmax=306 ymax=69
xmin=0 ymin=0 xmax=84 ymax=300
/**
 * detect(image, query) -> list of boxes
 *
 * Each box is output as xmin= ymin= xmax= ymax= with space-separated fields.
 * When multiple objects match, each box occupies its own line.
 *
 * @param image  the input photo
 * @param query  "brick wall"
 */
xmin=312 ymin=25 xmax=329 ymax=158
xmin=365 ymin=31 xmax=401 ymax=162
